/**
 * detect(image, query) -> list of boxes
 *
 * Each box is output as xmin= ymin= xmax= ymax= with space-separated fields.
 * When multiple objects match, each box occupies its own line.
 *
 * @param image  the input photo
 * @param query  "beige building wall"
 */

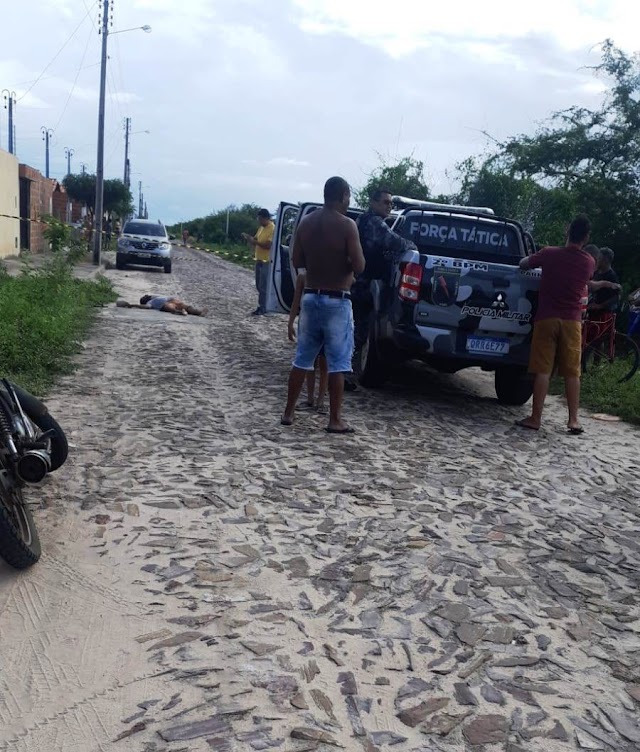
xmin=0 ymin=149 xmax=20 ymax=258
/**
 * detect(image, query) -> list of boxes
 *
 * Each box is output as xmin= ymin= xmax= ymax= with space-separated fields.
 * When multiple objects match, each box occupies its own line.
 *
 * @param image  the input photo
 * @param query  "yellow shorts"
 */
xmin=529 ymin=318 xmax=582 ymax=378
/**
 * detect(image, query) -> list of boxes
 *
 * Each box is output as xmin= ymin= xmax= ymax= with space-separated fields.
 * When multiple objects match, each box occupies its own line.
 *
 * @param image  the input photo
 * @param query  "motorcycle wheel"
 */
xmin=0 ymin=481 xmax=41 ymax=569
xmin=33 ymin=412 xmax=69 ymax=472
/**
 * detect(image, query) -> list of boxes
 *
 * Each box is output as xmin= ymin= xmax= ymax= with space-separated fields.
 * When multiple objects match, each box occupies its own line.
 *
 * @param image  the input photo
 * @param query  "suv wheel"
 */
xmin=495 ymin=366 xmax=533 ymax=405
xmin=355 ymin=316 xmax=388 ymax=388
xmin=164 ymin=262 xmax=172 ymax=274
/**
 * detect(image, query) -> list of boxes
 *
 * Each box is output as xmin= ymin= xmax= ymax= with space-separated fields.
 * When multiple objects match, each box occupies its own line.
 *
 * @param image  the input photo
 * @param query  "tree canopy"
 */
xmin=455 ymin=40 xmax=640 ymax=280
xmin=354 ymin=156 xmax=430 ymax=208
xmin=63 ymin=174 xmax=133 ymax=219
xmin=167 ymin=204 xmax=263 ymax=245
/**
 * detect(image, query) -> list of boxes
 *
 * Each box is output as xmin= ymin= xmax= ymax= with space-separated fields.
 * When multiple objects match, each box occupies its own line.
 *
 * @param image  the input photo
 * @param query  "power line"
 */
xmin=53 ymin=23 xmax=96 ymax=132
xmin=18 ymin=1 xmax=97 ymax=102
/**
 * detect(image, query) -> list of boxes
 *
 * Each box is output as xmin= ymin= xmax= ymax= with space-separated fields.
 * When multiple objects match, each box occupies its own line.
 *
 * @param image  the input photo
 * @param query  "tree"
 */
xmin=63 ymin=174 xmax=133 ymax=220
xmin=354 ymin=155 xmax=430 ymax=208
xmin=104 ymin=179 xmax=133 ymax=219
xmin=167 ymin=204 xmax=262 ymax=245
xmin=493 ymin=40 xmax=640 ymax=277
xmin=63 ymin=174 xmax=95 ymax=209
xmin=452 ymin=157 xmax=576 ymax=245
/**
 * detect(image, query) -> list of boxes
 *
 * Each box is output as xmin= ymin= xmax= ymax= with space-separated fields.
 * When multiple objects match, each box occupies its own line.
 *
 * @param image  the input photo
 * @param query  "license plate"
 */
xmin=466 ymin=336 xmax=509 ymax=355
xmin=134 ymin=253 xmax=151 ymax=258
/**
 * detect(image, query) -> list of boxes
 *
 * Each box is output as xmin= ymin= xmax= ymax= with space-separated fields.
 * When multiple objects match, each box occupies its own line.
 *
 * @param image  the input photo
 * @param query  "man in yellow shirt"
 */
xmin=242 ymin=208 xmax=275 ymax=316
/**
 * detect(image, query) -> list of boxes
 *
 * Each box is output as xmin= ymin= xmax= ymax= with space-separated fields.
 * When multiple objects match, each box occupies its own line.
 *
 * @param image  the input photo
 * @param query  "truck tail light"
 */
xmin=399 ymin=262 xmax=423 ymax=302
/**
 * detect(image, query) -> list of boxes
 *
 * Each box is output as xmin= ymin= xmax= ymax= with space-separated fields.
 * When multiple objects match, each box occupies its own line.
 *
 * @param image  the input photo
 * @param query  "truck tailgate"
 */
xmin=416 ymin=254 xmax=540 ymax=356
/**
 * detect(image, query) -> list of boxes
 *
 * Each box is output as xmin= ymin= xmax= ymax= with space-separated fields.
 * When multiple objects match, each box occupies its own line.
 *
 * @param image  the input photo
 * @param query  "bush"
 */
xmin=0 ymin=263 xmax=116 ymax=396
xmin=42 ymin=215 xmax=72 ymax=254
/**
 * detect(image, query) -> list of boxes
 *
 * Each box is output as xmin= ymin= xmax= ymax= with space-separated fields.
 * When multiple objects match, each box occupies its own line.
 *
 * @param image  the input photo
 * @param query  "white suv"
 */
xmin=116 ymin=219 xmax=172 ymax=274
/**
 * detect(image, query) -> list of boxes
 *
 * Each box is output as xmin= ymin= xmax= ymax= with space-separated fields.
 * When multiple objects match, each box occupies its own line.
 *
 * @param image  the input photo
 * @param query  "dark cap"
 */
xmin=257 ymin=208 xmax=271 ymax=219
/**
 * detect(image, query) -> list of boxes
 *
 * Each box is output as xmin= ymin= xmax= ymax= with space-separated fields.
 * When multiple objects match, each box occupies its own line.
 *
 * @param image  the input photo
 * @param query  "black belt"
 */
xmin=304 ymin=288 xmax=351 ymax=300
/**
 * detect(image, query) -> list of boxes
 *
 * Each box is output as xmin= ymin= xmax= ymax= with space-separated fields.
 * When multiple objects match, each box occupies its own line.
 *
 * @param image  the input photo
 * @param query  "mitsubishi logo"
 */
xmin=492 ymin=292 xmax=508 ymax=311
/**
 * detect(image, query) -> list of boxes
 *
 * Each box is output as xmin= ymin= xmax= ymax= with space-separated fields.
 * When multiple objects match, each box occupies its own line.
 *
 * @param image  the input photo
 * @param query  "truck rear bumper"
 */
xmin=387 ymin=324 xmax=531 ymax=371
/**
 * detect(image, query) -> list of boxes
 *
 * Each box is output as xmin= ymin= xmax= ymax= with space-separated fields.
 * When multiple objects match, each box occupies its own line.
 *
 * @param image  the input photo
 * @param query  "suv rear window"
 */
xmin=400 ymin=212 xmax=523 ymax=264
xmin=123 ymin=222 xmax=166 ymax=237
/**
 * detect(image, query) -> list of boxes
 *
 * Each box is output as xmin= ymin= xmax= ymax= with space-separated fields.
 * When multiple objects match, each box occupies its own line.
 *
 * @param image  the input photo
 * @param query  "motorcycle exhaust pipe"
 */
xmin=16 ymin=450 xmax=51 ymax=484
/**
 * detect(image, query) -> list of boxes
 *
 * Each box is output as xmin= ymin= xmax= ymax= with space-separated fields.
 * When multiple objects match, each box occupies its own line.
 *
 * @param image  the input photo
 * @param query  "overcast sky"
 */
xmin=1 ymin=0 xmax=638 ymax=224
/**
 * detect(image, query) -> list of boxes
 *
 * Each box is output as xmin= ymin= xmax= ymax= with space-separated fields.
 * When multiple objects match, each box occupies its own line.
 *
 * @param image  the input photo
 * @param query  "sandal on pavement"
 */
xmin=567 ymin=426 xmax=585 ymax=435
xmin=325 ymin=426 xmax=355 ymax=434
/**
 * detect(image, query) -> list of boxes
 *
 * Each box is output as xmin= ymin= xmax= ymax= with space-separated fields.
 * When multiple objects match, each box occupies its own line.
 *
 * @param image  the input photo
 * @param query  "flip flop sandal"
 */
xmin=325 ymin=426 xmax=356 ymax=434
xmin=567 ymin=427 xmax=585 ymax=435
xmin=280 ymin=417 xmax=293 ymax=426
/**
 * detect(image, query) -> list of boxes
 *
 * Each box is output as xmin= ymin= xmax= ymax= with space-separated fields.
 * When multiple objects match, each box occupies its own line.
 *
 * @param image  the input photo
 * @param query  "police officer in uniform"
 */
xmin=351 ymin=188 xmax=417 ymax=377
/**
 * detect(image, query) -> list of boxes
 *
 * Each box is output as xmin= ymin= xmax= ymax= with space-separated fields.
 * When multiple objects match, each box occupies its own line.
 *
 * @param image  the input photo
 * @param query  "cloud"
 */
xmin=292 ymin=0 xmax=640 ymax=58
xmin=3 ymin=0 xmax=636 ymax=224
xmin=242 ymin=157 xmax=311 ymax=167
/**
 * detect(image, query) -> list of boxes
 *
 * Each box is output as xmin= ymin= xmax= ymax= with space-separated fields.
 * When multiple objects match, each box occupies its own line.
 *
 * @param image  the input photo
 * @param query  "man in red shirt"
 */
xmin=516 ymin=215 xmax=616 ymax=434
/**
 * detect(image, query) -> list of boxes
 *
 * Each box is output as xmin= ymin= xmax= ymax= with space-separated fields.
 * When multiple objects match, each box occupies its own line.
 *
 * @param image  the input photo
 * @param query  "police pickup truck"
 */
xmin=265 ymin=197 xmax=540 ymax=406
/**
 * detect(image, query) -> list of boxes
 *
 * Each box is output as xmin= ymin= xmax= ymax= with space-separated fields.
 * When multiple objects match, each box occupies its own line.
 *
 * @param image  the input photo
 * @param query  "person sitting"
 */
xmin=116 ymin=295 xmax=206 ymax=316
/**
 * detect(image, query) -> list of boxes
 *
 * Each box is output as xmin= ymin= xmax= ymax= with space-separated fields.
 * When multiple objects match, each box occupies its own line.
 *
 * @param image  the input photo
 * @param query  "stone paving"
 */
xmin=1 ymin=248 xmax=639 ymax=751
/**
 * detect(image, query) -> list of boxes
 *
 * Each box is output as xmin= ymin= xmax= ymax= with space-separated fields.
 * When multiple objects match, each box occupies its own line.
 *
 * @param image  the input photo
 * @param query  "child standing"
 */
xmin=288 ymin=271 xmax=328 ymax=411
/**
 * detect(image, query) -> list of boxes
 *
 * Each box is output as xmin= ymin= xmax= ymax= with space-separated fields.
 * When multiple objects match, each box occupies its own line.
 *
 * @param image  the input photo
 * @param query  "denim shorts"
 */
xmin=293 ymin=294 xmax=354 ymax=373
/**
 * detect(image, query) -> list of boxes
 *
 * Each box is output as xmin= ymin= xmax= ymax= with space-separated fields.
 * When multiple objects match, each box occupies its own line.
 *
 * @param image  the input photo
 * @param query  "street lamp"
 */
xmin=93 ymin=1 xmax=150 ymax=265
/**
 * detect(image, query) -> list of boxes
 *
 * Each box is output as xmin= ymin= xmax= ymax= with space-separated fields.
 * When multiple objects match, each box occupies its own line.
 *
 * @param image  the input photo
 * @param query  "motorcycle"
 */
xmin=0 ymin=379 xmax=68 ymax=570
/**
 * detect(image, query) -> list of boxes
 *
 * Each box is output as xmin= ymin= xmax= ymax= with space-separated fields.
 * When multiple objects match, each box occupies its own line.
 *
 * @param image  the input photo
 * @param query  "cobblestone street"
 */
xmin=1 ymin=248 xmax=639 ymax=752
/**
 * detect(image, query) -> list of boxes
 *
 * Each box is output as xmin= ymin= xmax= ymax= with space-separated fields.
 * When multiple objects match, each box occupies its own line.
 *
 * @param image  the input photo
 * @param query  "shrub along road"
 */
xmin=0 ymin=248 xmax=639 ymax=751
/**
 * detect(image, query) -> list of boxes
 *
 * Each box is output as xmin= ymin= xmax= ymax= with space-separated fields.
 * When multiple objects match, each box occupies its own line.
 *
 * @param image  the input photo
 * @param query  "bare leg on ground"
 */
xmin=305 ymin=370 xmax=316 ymax=407
xmin=565 ymin=376 xmax=582 ymax=431
xmin=516 ymin=373 xmax=550 ymax=430
xmin=282 ymin=367 xmax=308 ymax=425
xmin=316 ymin=355 xmax=329 ymax=410
xmin=327 ymin=373 xmax=351 ymax=432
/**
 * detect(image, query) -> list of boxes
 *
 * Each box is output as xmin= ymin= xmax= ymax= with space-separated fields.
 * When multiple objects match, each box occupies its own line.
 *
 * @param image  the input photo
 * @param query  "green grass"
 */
xmin=0 ymin=259 xmax=117 ymax=396
xmin=551 ymin=360 xmax=640 ymax=425
xmin=187 ymin=241 xmax=255 ymax=269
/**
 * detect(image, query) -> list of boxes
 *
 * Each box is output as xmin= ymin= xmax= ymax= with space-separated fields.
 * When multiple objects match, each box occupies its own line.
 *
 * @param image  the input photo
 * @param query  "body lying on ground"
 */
xmin=116 ymin=295 xmax=206 ymax=316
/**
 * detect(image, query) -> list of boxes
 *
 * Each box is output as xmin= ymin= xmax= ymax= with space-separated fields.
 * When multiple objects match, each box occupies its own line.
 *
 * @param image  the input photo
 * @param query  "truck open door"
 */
xmin=266 ymin=202 xmax=299 ymax=314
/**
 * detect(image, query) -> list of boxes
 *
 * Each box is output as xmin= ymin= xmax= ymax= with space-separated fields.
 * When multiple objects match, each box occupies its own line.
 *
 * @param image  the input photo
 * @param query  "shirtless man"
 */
xmin=281 ymin=176 xmax=365 ymax=433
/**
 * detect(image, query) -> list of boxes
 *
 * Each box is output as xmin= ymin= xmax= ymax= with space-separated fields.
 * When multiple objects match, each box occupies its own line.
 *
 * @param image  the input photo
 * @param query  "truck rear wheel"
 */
xmin=355 ymin=317 xmax=389 ymax=388
xmin=495 ymin=366 xmax=533 ymax=406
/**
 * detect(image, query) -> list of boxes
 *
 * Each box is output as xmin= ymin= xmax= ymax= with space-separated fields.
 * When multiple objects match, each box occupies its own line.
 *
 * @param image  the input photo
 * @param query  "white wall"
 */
xmin=0 ymin=149 xmax=20 ymax=258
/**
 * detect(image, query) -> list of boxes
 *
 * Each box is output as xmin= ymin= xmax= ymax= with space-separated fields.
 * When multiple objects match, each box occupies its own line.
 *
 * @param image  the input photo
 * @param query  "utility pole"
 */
xmin=2 ymin=90 xmax=16 ymax=154
xmin=93 ymin=0 xmax=111 ymax=266
xmin=41 ymin=127 xmax=53 ymax=178
xmin=144 ymin=201 xmax=148 ymax=219
xmin=123 ymin=117 xmax=131 ymax=188
xmin=80 ymin=163 xmax=87 ymax=175
xmin=64 ymin=147 xmax=74 ymax=222
xmin=138 ymin=180 xmax=143 ymax=218
xmin=64 ymin=147 xmax=74 ymax=176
